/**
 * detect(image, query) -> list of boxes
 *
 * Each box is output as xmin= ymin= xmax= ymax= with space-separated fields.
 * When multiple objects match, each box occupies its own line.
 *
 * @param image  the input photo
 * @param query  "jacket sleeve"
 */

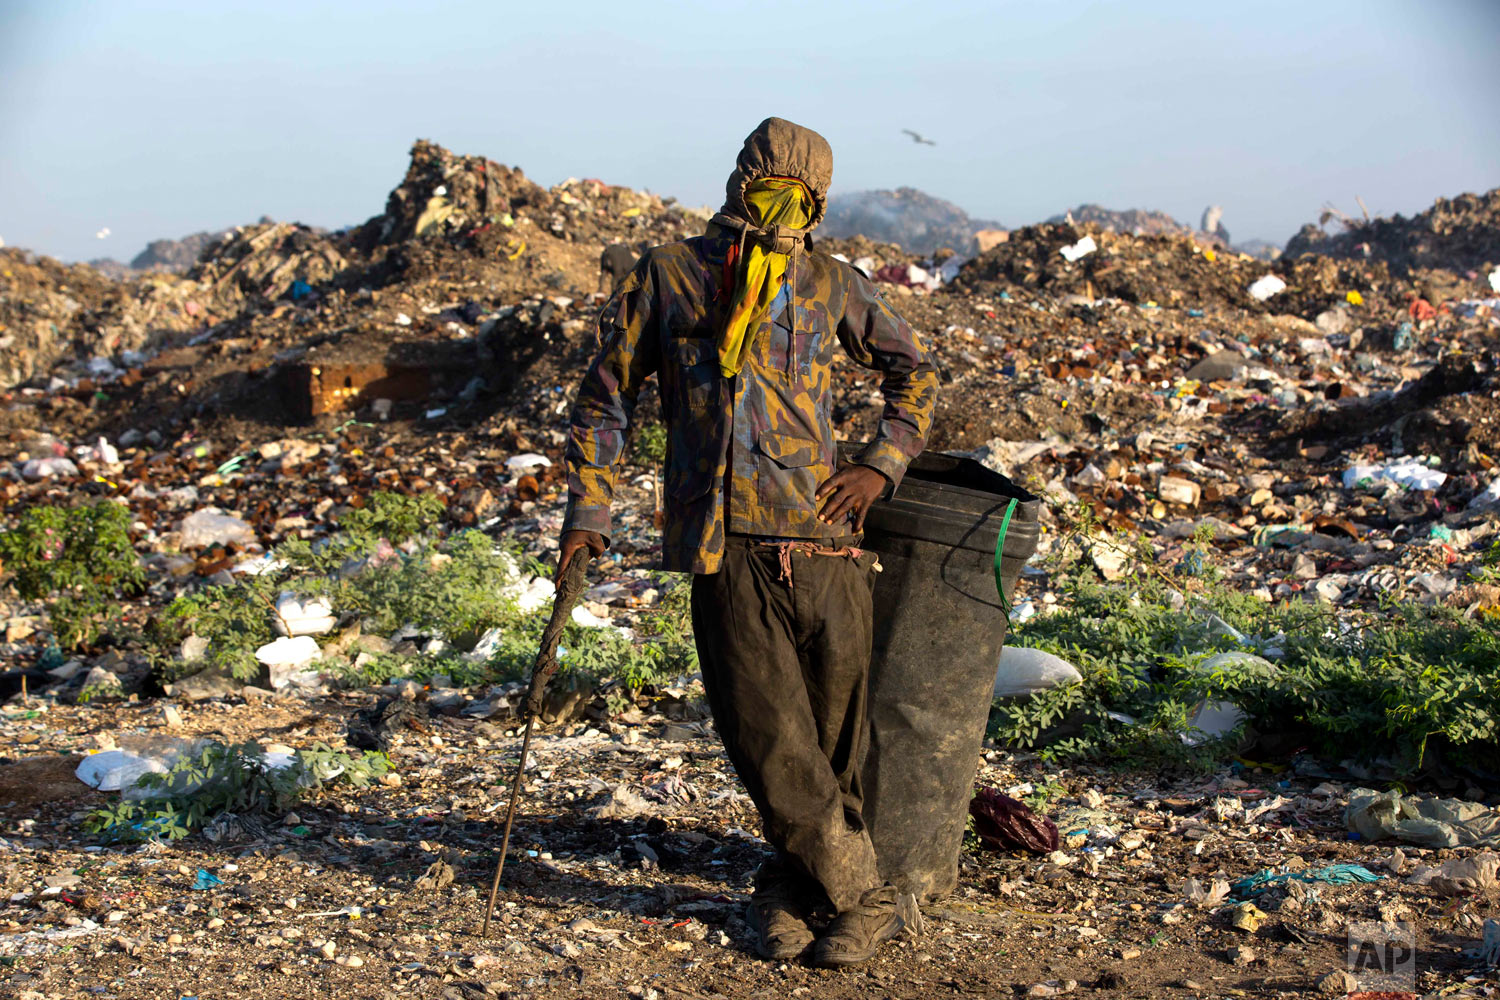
xmin=563 ymin=261 xmax=661 ymax=541
xmin=834 ymin=267 xmax=939 ymax=489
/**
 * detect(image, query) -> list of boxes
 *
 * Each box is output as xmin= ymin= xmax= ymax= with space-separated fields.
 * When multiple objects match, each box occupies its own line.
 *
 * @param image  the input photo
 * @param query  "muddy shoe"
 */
xmin=746 ymin=890 xmax=815 ymax=960
xmin=812 ymin=884 xmax=903 ymax=968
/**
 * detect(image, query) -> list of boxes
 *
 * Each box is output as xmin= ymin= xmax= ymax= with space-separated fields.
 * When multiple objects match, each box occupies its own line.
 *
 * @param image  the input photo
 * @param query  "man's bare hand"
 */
xmin=814 ymin=465 xmax=889 ymax=531
xmin=557 ymin=529 xmax=605 ymax=579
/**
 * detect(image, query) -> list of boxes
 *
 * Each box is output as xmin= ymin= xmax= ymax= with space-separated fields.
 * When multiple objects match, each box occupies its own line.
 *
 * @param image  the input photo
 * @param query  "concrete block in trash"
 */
xmin=1158 ymin=475 xmax=1201 ymax=507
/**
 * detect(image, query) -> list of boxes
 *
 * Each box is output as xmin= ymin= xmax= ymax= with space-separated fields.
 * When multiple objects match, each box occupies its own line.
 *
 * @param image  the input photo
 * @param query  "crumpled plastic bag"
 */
xmin=179 ymin=509 xmax=257 ymax=549
xmin=1342 ymin=460 xmax=1447 ymax=492
xmin=1346 ymin=788 xmax=1500 ymax=849
xmin=1184 ymin=877 xmax=1230 ymax=909
xmin=76 ymin=749 xmax=173 ymax=793
xmin=1470 ymin=472 xmax=1500 ymax=510
xmin=993 ymin=647 xmax=1082 ymax=698
xmin=588 ymin=783 xmax=657 ymax=821
xmin=20 ymin=457 xmax=79 ymax=481
xmin=1479 ymin=917 xmax=1500 ymax=967
xmin=969 ymin=786 xmax=1059 ymax=854
xmin=1248 ymin=274 xmax=1286 ymax=301
xmin=75 ymin=736 xmax=203 ymax=798
xmin=1409 ymin=852 xmax=1498 ymax=897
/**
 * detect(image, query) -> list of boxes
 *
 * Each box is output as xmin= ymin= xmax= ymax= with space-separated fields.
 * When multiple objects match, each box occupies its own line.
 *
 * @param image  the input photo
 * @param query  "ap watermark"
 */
xmin=1347 ymin=920 xmax=1416 ymax=993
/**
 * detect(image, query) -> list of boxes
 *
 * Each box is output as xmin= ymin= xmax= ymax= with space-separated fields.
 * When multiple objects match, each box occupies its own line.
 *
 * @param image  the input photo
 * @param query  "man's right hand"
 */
xmin=557 ymin=529 xmax=606 ymax=579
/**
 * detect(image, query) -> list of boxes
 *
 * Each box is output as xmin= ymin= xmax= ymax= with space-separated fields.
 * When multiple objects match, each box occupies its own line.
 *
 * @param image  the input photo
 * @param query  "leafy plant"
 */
xmin=84 ymin=741 xmax=390 ymax=843
xmin=1022 ymin=779 xmax=1067 ymax=813
xmin=0 ymin=501 xmax=145 ymax=650
xmin=152 ymin=498 xmax=699 ymax=700
xmin=631 ymin=421 xmax=667 ymax=467
xmin=338 ymin=491 xmax=445 ymax=546
xmin=283 ymin=528 xmax=524 ymax=641
xmin=995 ymin=571 xmax=1500 ymax=777
xmin=1473 ymin=537 xmax=1500 ymax=586
xmin=151 ymin=569 xmax=282 ymax=681
xmin=478 ymin=585 xmax=697 ymax=693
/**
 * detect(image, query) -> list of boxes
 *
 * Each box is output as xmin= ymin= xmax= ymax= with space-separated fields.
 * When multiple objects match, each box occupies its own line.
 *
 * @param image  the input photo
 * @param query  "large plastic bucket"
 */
xmin=858 ymin=450 xmax=1041 ymax=903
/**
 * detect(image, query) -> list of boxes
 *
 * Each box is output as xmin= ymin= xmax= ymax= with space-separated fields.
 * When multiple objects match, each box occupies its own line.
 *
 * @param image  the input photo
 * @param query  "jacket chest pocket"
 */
xmin=764 ymin=299 xmax=822 ymax=377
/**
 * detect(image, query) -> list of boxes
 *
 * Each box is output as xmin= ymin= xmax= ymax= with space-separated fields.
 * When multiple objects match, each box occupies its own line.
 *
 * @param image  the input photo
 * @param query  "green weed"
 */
xmin=337 ymin=491 xmax=444 ymax=546
xmin=84 ymin=741 xmax=390 ymax=843
xmin=151 ymin=491 xmax=698 ymax=697
xmin=0 ymin=501 xmax=145 ymax=650
xmin=996 ymin=571 xmax=1500 ymax=777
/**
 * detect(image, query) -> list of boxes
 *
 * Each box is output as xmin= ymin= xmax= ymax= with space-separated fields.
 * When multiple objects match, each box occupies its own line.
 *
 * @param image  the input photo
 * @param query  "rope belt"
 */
xmin=757 ymin=540 xmax=873 ymax=588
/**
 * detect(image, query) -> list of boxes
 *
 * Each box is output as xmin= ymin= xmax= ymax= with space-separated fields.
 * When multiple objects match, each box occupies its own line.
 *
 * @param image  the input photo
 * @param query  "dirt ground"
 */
xmin=0 ymin=693 xmax=1495 ymax=1000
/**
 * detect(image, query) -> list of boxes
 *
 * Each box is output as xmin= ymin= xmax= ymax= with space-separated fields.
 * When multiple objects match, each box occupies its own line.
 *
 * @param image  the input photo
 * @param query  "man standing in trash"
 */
xmin=558 ymin=118 xmax=937 ymax=967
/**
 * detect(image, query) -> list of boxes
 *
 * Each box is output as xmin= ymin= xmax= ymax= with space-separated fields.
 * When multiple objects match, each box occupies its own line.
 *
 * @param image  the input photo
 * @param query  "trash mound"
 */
xmin=821 ymin=187 xmax=1001 ymax=255
xmin=188 ymin=222 xmax=348 ymax=311
xmin=0 ymin=247 xmax=200 ymax=389
xmin=1284 ymin=187 xmax=1500 ymax=275
xmin=1046 ymin=203 xmax=1194 ymax=238
xmin=353 ymin=138 xmax=554 ymax=249
xmin=131 ymin=228 xmax=235 ymax=273
xmin=950 ymin=220 xmax=1399 ymax=316
xmin=0 ymin=137 xmax=714 ymax=421
xmin=547 ymin=177 xmax=708 ymax=250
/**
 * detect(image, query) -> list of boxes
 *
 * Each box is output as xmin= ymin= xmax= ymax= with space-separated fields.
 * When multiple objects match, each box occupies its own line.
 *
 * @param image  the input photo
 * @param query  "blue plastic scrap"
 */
xmin=191 ymin=869 xmax=224 ymax=890
xmin=1230 ymin=862 xmax=1380 ymax=899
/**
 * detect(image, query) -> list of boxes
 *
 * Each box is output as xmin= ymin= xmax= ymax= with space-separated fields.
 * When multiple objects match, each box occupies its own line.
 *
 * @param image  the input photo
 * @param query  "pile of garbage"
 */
xmin=0 ymin=248 xmax=201 ymax=389
xmin=1285 ymin=187 xmax=1500 ymax=276
xmin=1 ymin=139 xmax=1498 ymax=716
xmin=187 ymin=222 xmax=348 ymax=312
xmin=1046 ymin=203 xmax=1198 ymax=239
xmin=352 ymin=138 xmax=554 ymax=250
xmin=949 ymin=219 xmax=1404 ymax=316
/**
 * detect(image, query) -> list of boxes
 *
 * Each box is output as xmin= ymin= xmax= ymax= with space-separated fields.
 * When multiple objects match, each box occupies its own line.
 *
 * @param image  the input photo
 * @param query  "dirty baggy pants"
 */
xmin=690 ymin=535 xmax=881 ymax=912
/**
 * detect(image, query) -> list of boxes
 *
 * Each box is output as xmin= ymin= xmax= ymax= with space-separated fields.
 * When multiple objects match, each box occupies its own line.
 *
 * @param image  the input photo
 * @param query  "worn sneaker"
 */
xmin=811 ymin=884 xmax=903 ymax=968
xmin=746 ymin=888 xmax=815 ymax=961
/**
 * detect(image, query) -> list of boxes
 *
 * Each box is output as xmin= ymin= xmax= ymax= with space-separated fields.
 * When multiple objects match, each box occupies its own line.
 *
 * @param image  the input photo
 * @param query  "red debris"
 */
xmin=969 ymin=786 xmax=1060 ymax=854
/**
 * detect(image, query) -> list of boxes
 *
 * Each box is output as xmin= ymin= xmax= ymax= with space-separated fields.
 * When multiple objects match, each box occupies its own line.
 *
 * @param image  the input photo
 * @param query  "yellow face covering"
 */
xmin=718 ymin=177 xmax=813 ymax=378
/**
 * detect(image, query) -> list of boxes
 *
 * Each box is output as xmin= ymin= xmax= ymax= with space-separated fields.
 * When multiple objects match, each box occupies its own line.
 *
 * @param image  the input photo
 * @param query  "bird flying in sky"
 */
xmin=901 ymin=129 xmax=936 ymax=146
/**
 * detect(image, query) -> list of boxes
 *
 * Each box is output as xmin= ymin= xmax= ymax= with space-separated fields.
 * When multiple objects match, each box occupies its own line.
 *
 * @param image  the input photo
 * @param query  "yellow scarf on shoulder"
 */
xmin=718 ymin=177 xmax=813 ymax=377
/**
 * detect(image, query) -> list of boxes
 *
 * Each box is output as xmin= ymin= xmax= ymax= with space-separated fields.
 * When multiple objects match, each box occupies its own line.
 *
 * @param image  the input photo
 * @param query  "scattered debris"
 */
xmin=968 ymin=786 xmax=1060 ymax=853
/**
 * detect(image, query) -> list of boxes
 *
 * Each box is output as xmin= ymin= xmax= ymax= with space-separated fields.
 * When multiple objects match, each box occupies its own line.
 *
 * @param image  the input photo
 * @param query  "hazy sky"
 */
xmin=2 ymin=0 xmax=1497 ymax=263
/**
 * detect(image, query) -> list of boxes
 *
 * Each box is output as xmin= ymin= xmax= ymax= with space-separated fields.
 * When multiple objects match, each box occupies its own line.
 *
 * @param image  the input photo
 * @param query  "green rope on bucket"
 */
xmin=993 ymin=497 xmax=1019 ymax=614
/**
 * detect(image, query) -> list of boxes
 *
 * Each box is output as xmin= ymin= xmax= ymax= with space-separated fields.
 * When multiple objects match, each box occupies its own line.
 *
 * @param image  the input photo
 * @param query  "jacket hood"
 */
xmin=720 ymin=117 xmax=833 ymax=232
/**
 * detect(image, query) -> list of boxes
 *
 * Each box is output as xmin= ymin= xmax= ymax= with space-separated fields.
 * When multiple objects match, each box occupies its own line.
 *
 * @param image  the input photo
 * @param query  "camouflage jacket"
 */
xmin=563 ymin=224 xmax=938 ymax=574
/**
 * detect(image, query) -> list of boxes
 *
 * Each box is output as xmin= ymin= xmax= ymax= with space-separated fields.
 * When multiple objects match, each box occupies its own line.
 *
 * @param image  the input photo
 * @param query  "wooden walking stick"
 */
xmin=481 ymin=548 xmax=592 ymax=936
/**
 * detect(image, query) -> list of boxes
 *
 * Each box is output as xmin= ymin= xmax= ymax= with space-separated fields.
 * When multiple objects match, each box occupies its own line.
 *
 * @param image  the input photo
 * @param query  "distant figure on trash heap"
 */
xmin=598 ymin=242 xmax=640 ymax=294
xmin=558 ymin=117 xmax=938 ymax=967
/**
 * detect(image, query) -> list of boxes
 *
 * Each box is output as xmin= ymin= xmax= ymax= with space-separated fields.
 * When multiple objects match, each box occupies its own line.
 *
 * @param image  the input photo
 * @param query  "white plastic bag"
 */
xmin=994 ymin=647 xmax=1083 ymax=698
xmin=1248 ymin=274 xmax=1286 ymax=301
